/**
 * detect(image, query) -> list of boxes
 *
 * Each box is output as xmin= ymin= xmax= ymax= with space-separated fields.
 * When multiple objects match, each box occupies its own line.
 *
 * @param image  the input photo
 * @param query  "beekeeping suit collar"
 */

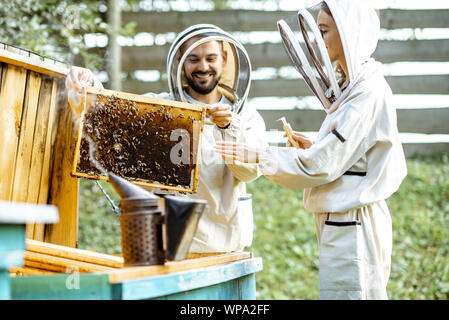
xmin=277 ymin=0 xmax=380 ymax=113
xmin=167 ymin=24 xmax=251 ymax=114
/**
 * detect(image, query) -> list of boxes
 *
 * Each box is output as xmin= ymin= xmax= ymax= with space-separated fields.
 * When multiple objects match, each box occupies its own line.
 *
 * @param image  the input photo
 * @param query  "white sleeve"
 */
xmin=258 ymin=101 xmax=375 ymax=190
xmin=92 ymin=76 xmax=104 ymax=89
xmin=216 ymin=105 xmax=268 ymax=183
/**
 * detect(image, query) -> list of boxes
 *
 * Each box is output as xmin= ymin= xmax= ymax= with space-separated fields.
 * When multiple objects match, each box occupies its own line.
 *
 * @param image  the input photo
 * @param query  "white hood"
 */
xmin=278 ymin=0 xmax=381 ymax=112
xmin=325 ymin=0 xmax=380 ymax=82
xmin=166 ymin=24 xmax=252 ymax=114
xmin=260 ymin=1 xmax=407 ymax=213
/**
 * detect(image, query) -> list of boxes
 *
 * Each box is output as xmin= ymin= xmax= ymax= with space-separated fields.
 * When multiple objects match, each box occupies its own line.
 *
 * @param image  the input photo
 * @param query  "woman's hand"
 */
xmin=214 ymin=141 xmax=264 ymax=164
xmin=286 ymin=131 xmax=313 ymax=149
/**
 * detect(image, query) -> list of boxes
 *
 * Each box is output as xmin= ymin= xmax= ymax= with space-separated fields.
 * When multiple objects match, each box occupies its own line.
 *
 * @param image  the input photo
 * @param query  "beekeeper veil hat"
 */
xmin=167 ymin=24 xmax=252 ymax=114
xmin=277 ymin=0 xmax=380 ymax=112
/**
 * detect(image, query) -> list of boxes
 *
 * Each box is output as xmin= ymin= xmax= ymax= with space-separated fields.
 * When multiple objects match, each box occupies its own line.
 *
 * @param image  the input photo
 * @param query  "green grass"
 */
xmin=78 ymin=154 xmax=449 ymax=300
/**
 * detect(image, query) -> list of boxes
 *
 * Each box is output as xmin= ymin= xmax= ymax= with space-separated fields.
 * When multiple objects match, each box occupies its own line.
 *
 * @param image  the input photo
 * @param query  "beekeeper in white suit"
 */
xmin=66 ymin=24 xmax=267 ymax=253
xmin=215 ymin=0 xmax=407 ymax=299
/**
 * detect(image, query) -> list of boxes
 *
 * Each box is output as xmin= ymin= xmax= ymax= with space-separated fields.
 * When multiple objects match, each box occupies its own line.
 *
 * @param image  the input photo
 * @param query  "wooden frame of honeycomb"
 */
xmin=72 ymin=87 xmax=206 ymax=193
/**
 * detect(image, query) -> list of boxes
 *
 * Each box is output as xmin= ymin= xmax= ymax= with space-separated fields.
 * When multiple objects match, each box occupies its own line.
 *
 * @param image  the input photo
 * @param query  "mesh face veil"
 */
xmin=277 ymin=1 xmax=343 ymax=112
xmin=167 ymin=25 xmax=251 ymax=114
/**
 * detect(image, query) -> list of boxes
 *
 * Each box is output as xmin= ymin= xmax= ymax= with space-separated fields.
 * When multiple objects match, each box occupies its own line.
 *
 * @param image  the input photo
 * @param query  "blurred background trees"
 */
xmin=0 ymin=0 xmax=267 ymax=70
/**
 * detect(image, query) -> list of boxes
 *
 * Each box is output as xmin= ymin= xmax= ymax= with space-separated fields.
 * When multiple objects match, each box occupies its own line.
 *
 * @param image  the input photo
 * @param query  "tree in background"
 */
xmin=0 ymin=0 xmax=273 ymax=72
xmin=0 ymin=0 xmax=136 ymax=71
xmin=0 ymin=0 xmax=273 ymax=71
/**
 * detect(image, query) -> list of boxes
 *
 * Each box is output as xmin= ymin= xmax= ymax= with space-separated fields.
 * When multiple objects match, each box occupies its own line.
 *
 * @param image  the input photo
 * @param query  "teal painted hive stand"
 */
xmin=0 ymin=201 xmax=58 ymax=300
xmin=9 ymin=243 xmax=262 ymax=300
xmin=5 ymin=227 xmax=263 ymax=301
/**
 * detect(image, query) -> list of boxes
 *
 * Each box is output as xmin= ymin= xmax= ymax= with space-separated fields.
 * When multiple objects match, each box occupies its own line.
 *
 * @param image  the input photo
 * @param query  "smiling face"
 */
xmin=316 ymin=9 xmax=345 ymax=65
xmin=180 ymin=37 xmax=227 ymax=96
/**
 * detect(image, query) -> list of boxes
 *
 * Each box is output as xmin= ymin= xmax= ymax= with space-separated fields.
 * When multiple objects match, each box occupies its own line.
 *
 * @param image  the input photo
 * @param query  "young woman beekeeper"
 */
xmin=215 ymin=0 xmax=407 ymax=300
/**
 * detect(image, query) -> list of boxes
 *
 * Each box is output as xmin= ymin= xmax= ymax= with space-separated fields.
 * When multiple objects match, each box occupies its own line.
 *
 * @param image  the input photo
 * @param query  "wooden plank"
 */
xmin=186 ymin=252 xmax=223 ymax=259
xmin=10 ymin=71 xmax=42 ymax=203
xmin=120 ymin=45 xmax=168 ymax=72
xmin=33 ymin=79 xmax=60 ymax=241
xmin=24 ymin=260 xmax=68 ymax=273
xmin=0 ymin=64 xmax=28 ymax=201
xmin=0 ymin=48 xmax=68 ymax=79
xmin=117 ymin=258 xmax=262 ymax=300
xmin=403 ymin=143 xmax=449 ymax=157
xmin=24 ymin=78 xmax=54 ymax=239
xmin=118 ymin=39 xmax=449 ymax=72
xmin=384 ymin=75 xmax=449 ymax=95
xmin=249 ymin=75 xmax=449 ymax=97
xmin=122 ymin=9 xmax=449 ymax=33
xmin=396 ymin=108 xmax=449 ymax=134
xmin=45 ymin=79 xmax=80 ymax=248
xmin=260 ymin=108 xmax=449 ymax=134
xmin=250 ymin=75 xmax=449 ymax=97
xmin=122 ymin=74 xmax=449 ymax=97
xmin=379 ymin=8 xmax=449 ymax=30
xmin=107 ymin=252 xmax=252 ymax=283
xmin=260 ymin=109 xmax=325 ymax=132
xmin=9 ymin=266 xmax=56 ymax=276
xmin=25 ymin=239 xmax=124 ymax=268
xmin=0 ymin=62 xmax=3 ymax=85
xmin=122 ymin=78 xmax=169 ymax=95
xmin=86 ymin=86 xmax=205 ymax=111
xmin=106 ymin=252 xmax=222 ymax=259
xmin=24 ymin=251 xmax=116 ymax=273
xmin=373 ymin=39 xmax=449 ymax=63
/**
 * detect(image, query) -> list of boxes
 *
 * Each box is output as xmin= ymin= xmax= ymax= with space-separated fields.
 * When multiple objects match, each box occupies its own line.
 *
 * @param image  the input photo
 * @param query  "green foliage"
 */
xmin=78 ymin=155 xmax=449 ymax=300
xmin=0 ymin=0 xmax=276 ymax=72
xmin=385 ymin=154 xmax=449 ymax=299
xmin=124 ymin=0 xmax=270 ymax=11
xmin=0 ymin=0 xmax=136 ymax=71
xmin=77 ymin=180 xmax=122 ymax=254
xmin=247 ymin=174 xmax=319 ymax=299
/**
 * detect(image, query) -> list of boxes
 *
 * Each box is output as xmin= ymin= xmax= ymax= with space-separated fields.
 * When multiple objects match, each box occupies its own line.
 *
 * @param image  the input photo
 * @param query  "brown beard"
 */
xmin=185 ymin=71 xmax=221 ymax=95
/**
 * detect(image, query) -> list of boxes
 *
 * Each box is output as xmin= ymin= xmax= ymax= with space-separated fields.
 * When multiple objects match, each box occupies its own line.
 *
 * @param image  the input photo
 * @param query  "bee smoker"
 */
xmin=107 ymin=172 xmax=207 ymax=266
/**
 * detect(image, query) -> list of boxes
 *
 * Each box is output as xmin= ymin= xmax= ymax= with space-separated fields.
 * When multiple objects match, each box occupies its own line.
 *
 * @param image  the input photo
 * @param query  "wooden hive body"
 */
xmin=0 ymin=44 xmax=78 ymax=247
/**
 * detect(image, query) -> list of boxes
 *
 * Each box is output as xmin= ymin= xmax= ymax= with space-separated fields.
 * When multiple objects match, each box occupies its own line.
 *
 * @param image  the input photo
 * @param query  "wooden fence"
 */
xmin=100 ymin=8 xmax=449 ymax=156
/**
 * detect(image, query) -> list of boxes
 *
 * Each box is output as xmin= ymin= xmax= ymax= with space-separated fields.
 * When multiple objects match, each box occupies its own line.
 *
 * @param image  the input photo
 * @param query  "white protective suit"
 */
xmin=146 ymin=25 xmax=267 ymax=253
xmin=261 ymin=1 xmax=407 ymax=299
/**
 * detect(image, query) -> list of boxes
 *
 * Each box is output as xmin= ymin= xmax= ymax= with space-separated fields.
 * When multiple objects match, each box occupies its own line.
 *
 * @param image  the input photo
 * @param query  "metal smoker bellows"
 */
xmin=107 ymin=172 xmax=207 ymax=266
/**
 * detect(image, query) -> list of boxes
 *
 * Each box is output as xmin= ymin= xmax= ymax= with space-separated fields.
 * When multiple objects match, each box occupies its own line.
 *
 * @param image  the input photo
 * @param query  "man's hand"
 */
xmin=207 ymin=105 xmax=232 ymax=128
xmin=66 ymin=67 xmax=95 ymax=118
xmin=214 ymin=141 xmax=264 ymax=164
xmin=66 ymin=66 xmax=95 ymax=93
xmin=285 ymin=131 xmax=313 ymax=149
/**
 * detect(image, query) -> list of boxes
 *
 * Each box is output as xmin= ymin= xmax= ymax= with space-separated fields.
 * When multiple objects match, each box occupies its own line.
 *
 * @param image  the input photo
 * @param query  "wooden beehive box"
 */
xmin=72 ymin=87 xmax=206 ymax=193
xmin=0 ymin=43 xmax=78 ymax=247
